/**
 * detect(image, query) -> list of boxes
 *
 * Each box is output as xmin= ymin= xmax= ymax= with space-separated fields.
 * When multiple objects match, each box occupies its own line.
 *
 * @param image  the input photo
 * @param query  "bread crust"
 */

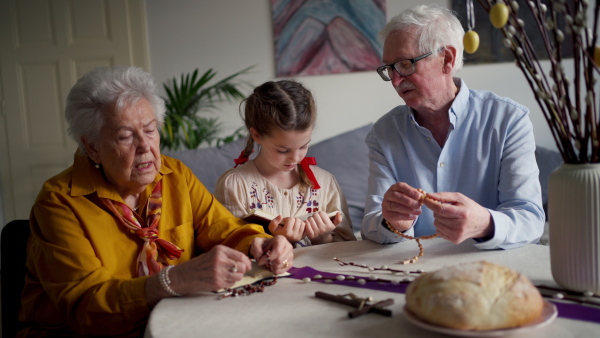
xmin=405 ymin=260 xmax=544 ymax=330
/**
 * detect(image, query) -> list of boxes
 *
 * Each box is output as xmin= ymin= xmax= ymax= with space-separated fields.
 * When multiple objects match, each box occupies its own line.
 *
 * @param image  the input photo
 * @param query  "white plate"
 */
xmin=403 ymin=300 xmax=557 ymax=337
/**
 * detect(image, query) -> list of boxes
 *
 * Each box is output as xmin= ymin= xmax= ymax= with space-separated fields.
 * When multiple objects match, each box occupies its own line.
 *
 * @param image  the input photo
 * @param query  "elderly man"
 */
xmin=361 ymin=4 xmax=544 ymax=249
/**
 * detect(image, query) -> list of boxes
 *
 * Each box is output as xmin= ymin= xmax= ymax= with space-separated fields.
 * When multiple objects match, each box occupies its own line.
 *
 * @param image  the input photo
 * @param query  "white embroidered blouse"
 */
xmin=215 ymin=160 xmax=356 ymax=246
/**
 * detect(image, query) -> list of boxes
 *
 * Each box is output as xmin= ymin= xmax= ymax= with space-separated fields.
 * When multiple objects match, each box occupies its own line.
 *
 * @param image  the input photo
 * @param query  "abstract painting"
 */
xmin=271 ymin=0 xmax=386 ymax=77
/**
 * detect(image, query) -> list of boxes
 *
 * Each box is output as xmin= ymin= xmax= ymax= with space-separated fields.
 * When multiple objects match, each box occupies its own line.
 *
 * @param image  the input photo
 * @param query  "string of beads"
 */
xmin=385 ymin=189 xmax=438 ymax=264
xmin=218 ymin=251 xmax=278 ymax=299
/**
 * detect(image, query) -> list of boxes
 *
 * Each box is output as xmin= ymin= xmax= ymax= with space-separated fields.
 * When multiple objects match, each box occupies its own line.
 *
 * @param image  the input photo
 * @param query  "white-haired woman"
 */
xmin=18 ymin=66 xmax=293 ymax=337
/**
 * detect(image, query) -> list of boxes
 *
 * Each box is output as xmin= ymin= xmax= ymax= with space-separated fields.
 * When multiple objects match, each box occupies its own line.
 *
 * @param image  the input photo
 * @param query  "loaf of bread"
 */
xmin=405 ymin=260 xmax=543 ymax=330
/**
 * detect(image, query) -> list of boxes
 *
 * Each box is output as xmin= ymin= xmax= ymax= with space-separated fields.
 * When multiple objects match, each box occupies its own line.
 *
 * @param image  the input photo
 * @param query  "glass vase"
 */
xmin=548 ymin=163 xmax=600 ymax=294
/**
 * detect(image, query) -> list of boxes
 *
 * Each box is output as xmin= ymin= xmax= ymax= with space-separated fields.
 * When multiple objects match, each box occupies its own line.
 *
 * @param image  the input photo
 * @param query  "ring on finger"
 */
xmin=282 ymin=260 xmax=289 ymax=268
xmin=231 ymin=261 xmax=238 ymax=273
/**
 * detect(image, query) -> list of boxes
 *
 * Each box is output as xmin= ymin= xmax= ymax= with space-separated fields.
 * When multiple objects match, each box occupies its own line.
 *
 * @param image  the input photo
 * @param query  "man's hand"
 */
xmin=423 ymin=192 xmax=494 ymax=243
xmin=382 ymin=182 xmax=426 ymax=232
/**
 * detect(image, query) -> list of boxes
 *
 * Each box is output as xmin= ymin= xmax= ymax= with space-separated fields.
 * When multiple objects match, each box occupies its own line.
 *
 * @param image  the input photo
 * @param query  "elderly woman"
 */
xmin=18 ymin=66 xmax=294 ymax=337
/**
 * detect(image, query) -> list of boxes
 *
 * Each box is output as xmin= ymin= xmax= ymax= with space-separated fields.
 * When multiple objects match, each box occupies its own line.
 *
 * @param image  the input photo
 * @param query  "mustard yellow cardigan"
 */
xmin=18 ymin=152 xmax=269 ymax=337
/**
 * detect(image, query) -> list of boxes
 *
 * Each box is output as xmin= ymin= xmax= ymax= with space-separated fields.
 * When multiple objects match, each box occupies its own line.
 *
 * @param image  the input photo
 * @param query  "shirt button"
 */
xmin=284 ymin=191 xmax=288 ymax=196
xmin=427 ymin=137 xmax=431 ymax=141
xmin=440 ymin=162 xmax=445 ymax=168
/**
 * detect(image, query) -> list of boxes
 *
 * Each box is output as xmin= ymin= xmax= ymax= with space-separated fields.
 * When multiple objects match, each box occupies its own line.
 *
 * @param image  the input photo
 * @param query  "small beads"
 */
xmin=219 ymin=250 xmax=277 ymax=299
xmin=299 ymin=257 xmax=427 ymax=287
xmin=385 ymin=220 xmax=438 ymax=265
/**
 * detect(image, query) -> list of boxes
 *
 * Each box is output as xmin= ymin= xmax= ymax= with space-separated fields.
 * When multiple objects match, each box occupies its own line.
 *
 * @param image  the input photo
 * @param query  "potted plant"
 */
xmin=160 ymin=67 xmax=254 ymax=151
xmin=470 ymin=0 xmax=599 ymax=294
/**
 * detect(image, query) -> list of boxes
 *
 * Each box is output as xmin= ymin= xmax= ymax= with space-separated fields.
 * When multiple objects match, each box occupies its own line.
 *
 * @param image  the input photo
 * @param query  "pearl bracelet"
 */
xmin=159 ymin=265 xmax=182 ymax=297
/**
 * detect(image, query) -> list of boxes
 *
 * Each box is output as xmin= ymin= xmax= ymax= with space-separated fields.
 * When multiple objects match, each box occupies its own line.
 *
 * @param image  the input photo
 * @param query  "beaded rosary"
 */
xmin=218 ymin=251 xmax=277 ymax=299
xmin=385 ymin=189 xmax=438 ymax=264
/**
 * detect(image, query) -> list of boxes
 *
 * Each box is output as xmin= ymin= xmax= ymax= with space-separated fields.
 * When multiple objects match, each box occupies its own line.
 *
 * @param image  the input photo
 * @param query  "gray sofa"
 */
xmin=165 ymin=123 xmax=563 ymax=239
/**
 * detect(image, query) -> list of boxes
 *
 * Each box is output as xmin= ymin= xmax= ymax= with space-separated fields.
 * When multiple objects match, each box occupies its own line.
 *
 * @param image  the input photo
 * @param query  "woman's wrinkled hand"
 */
xmin=168 ymin=245 xmax=252 ymax=294
xmin=250 ymin=235 xmax=294 ymax=275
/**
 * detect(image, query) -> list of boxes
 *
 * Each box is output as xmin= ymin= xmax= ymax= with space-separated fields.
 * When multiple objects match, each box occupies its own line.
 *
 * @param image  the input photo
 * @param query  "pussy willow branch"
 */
xmin=475 ymin=0 xmax=600 ymax=163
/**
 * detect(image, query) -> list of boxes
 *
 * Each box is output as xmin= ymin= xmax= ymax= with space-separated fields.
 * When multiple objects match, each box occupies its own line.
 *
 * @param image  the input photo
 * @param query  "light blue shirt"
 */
xmin=361 ymin=78 xmax=545 ymax=250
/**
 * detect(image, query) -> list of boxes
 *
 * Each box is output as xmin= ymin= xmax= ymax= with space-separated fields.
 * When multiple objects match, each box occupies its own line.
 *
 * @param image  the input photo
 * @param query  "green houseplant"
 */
xmin=160 ymin=67 xmax=253 ymax=151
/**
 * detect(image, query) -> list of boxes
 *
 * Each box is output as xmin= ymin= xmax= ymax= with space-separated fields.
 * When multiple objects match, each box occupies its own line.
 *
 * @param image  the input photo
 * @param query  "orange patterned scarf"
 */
xmin=102 ymin=181 xmax=184 ymax=276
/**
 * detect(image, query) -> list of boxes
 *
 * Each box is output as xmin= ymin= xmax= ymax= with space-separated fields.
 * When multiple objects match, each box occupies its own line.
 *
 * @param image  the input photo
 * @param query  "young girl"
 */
xmin=215 ymin=80 xmax=356 ymax=246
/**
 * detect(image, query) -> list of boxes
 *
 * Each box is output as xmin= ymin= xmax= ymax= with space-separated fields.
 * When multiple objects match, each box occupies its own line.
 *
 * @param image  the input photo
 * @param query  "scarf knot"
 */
xmin=102 ymin=180 xmax=184 ymax=276
xmin=135 ymin=227 xmax=159 ymax=241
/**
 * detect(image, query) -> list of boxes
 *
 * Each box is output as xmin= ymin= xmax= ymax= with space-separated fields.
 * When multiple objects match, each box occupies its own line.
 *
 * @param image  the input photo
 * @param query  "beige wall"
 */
xmin=145 ymin=0 xmax=559 ymax=150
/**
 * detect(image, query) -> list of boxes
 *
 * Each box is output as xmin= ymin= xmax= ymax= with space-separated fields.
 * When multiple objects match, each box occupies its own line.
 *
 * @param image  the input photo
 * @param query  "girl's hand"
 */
xmin=304 ymin=211 xmax=340 ymax=244
xmin=268 ymin=215 xmax=305 ymax=243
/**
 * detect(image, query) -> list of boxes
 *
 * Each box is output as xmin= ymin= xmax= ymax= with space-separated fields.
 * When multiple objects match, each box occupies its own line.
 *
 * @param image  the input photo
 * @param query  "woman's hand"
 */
xmin=145 ymin=245 xmax=253 ymax=306
xmin=268 ymin=215 xmax=305 ymax=243
xmin=304 ymin=211 xmax=341 ymax=244
xmin=169 ymin=245 xmax=251 ymax=294
xmin=249 ymin=235 xmax=294 ymax=275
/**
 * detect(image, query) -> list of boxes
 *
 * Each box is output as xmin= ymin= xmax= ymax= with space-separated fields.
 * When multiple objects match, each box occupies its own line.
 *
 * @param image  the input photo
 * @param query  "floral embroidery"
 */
xmin=248 ymin=182 xmax=274 ymax=211
xmin=298 ymin=188 xmax=320 ymax=214
xmin=248 ymin=181 xmax=321 ymax=215
xmin=296 ymin=192 xmax=304 ymax=207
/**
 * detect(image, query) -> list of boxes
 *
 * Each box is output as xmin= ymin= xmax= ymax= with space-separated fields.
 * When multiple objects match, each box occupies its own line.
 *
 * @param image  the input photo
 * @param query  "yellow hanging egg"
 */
xmin=594 ymin=45 xmax=600 ymax=67
xmin=463 ymin=30 xmax=480 ymax=54
xmin=490 ymin=3 xmax=509 ymax=28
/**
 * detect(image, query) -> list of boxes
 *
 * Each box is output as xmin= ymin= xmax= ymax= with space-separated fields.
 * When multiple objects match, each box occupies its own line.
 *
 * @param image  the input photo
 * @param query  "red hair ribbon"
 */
xmin=300 ymin=157 xmax=321 ymax=189
xmin=234 ymin=150 xmax=253 ymax=168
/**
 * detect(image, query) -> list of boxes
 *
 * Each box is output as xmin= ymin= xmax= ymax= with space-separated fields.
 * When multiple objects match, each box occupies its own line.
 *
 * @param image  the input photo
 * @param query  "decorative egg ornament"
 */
xmin=595 ymin=45 xmax=600 ymax=67
xmin=464 ymin=30 xmax=480 ymax=54
xmin=490 ymin=2 xmax=509 ymax=28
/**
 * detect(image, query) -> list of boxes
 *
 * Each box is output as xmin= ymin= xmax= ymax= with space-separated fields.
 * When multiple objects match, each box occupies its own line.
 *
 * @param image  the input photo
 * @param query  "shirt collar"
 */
xmin=450 ymin=77 xmax=470 ymax=118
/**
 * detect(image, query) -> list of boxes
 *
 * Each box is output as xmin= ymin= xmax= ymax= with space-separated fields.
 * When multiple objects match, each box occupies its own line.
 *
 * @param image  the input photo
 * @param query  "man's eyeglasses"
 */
xmin=376 ymin=50 xmax=438 ymax=81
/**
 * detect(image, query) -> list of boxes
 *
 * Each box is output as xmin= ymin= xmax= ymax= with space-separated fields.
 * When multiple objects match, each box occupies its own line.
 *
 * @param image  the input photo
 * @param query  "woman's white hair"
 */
xmin=379 ymin=4 xmax=465 ymax=74
xmin=65 ymin=66 xmax=165 ymax=153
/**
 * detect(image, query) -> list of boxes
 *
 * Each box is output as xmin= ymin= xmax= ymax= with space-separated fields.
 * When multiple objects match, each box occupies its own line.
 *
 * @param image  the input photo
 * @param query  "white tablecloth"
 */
xmin=146 ymin=238 xmax=599 ymax=337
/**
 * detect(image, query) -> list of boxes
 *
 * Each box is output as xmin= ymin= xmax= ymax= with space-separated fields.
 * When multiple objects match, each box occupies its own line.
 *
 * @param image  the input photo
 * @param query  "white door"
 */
xmin=0 ymin=0 xmax=150 ymax=224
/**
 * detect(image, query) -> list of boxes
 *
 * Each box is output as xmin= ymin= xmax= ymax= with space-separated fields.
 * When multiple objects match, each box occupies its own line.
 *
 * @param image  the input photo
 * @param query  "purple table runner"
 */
xmin=288 ymin=266 xmax=600 ymax=324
